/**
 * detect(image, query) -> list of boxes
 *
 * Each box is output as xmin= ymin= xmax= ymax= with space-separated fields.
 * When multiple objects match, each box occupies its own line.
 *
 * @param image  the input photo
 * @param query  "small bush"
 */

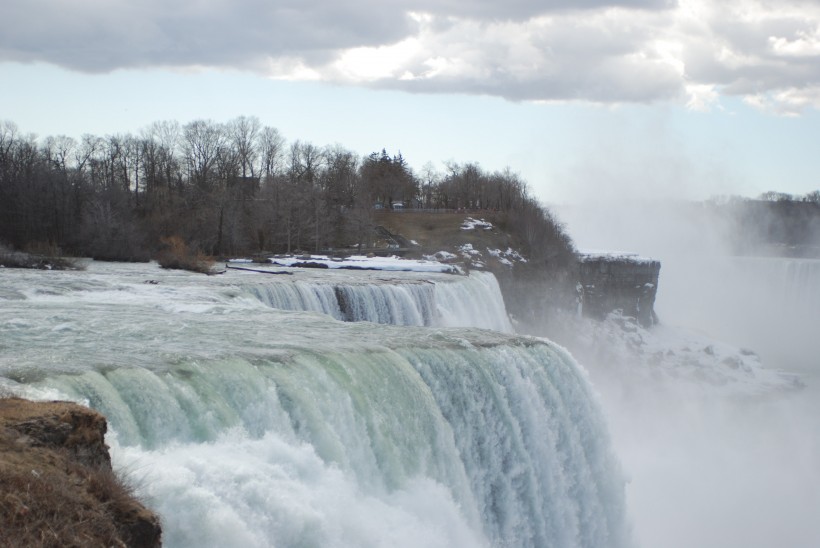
xmin=156 ymin=236 xmax=215 ymax=274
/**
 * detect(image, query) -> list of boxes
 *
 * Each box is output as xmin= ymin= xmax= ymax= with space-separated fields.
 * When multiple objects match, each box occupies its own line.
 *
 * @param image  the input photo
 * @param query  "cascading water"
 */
xmin=657 ymin=255 xmax=820 ymax=372
xmin=0 ymin=261 xmax=628 ymax=548
xmin=240 ymin=268 xmax=513 ymax=331
xmin=737 ymin=256 xmax=820 ymax=313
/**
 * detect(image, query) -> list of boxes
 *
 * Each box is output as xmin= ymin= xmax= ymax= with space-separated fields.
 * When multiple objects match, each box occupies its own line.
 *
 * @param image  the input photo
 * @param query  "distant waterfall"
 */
xmin=657 ymin=255 xmax=820 ymax=371
xmin=240 ymin=270 xmax=513 ymax=332
xmin=750 ymin=257 xmax=820 ymax=312
xmin=0 ymin=262 xmax=629 ymax=548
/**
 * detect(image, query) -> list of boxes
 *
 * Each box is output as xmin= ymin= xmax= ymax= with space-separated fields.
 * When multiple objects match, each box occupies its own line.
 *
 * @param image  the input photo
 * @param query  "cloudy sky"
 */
xmin=2 ymin=0 xmax=820 ymax=205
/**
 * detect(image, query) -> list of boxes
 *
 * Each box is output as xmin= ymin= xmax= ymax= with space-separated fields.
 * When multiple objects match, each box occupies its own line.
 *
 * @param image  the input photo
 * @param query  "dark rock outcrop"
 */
xmin=578 ymin=253 xmax=661 ymax=327
xmin=0 ymin=397 xmax=162 ymax=547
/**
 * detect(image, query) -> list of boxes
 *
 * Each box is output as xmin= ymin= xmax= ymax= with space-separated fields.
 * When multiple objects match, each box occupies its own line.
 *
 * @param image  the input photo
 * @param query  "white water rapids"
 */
xmin=0 ymin=262 xmax=629 ymax=548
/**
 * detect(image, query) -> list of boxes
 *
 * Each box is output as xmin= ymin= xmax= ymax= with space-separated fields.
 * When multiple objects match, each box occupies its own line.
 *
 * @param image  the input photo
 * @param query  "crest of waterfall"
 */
xmin=0 ymin=262 xmax=629 ymax=548
xmin=239 ymin=269 xmax=513 ymax=331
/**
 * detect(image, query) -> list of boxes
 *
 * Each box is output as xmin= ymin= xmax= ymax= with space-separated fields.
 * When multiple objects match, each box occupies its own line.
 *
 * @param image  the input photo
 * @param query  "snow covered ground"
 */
xmin=460 ymin=217 xmax=494 ymax=231
xmin=577 ymin=249 xmax=657 ymax=265
xmin=423 ymin=245 xmax=528 ymax=270
xmin=230 ymin=255 xmax=462 ymax=273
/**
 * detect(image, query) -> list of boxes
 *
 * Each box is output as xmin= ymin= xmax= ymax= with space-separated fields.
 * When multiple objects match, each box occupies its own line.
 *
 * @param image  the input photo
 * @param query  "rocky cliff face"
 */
xmin=0 ymin=397 xmax=162 ymax=547
xmin=578 ymin=253 xmax=661 ymax=327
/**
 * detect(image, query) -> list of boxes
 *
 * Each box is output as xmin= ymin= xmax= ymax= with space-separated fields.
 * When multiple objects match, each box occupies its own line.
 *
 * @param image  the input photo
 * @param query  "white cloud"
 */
xmin=265 ymin=57 xmax=323 ymax=82
xmin=743 ymin=86 xmax=820 ymax=115
xmin=3 ymin=0 xmax=820 ymax=113
xmin=769 ymin=27 xmax=820 ymax=57
xmin=685 ymin=84 xmax=720 ymax=111
xmin=333 ymin=39 xmax=422 ymax=81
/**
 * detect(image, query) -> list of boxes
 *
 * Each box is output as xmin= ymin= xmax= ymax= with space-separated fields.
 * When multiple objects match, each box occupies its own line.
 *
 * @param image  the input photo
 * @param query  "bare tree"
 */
xmin=257 ymin=126 xmax=286 ymax=181
xmin=280 ymin=141 xmax=324 ymax=252
xmin=322 ymin=145 xmax=360 ymax=248
xmin=182 ymin=119 xmax=226 ymax=190
xmin=229 ymin=115 xmax=261 ymax=178
xmin=418 ymin=162 xmax=440 ymax=209
xmin=804 ymin=190 xmax=820 ymax=204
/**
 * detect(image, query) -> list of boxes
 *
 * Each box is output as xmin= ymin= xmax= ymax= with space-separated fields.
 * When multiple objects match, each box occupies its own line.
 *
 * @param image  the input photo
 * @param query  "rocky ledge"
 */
xmin=578 ymin=252 xmax=661 ymax=327
xmin=0 ymin=397 xmax=161 ymax=547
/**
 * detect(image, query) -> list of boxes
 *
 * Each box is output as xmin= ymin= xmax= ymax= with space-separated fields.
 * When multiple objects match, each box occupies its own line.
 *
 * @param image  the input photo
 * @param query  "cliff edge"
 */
xmin=0 ymin=397 xmax=161 ymax=547
xmin=578 ymin=252 xmax=661 ymax=327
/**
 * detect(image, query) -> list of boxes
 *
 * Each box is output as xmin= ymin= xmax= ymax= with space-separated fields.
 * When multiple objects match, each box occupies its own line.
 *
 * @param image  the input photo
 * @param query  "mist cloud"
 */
xmin=3 ymin=0 xmax=820 ymax=112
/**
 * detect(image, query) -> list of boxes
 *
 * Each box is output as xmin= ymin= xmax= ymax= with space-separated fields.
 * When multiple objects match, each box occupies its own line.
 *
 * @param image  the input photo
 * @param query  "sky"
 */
xmin=2 ymin=0 xmax=820 ymax=205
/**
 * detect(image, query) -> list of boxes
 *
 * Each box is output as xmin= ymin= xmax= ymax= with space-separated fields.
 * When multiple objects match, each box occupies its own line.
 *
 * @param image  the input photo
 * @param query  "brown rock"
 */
xmin=0 ymin=397 xmax=162 ymax=547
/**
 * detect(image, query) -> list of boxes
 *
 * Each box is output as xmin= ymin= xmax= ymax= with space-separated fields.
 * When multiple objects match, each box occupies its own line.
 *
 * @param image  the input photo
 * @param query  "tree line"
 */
xmin=0 ymin=116 xmax=573 ymax=263
xmin=756 ymin=190 xmax=820 ymax=203
xmin=704 ymin=194 xmax=820 ymax=255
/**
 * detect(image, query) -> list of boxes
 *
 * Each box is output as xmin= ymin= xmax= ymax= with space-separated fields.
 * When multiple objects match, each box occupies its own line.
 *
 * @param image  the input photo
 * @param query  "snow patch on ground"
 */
xmin=425 ymin=243 xmax=529 ymax=271
xmin=578 ymin=249 xmax=657 ymax=265
xmin=263 ymin=254 xmax=462 ymax=273
xmin=460 ymin=217 xmax=494 ymax=231
xmin=425 ymin=251 xmax=458 ymax=262
xmin=458 ymin=243 xmax=481 ymax=257
xmin=487 ymin=247 xmax=528 ymax=265
xmin=456 ymin=244 xmax=485 ymax=268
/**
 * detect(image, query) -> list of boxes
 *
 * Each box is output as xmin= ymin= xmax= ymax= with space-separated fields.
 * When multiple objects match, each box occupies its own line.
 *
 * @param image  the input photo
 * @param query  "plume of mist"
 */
xmin=548 ymin=186 xmax=820 ymax=548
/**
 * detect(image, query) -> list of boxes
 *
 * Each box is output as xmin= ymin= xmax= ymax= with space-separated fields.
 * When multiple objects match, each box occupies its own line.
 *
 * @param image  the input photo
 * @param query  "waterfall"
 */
xmin=239 ymin=270 xmax=513 ymax=332
xmin=24 ymin=339 xmax=628 ymax=548
xmin=657 ymin=255 xmax=820 ymax=371
xmin=749 ymin=257 xmax=820 ymax=312
xmin=0 ymin=262 xmax=628 ymax=548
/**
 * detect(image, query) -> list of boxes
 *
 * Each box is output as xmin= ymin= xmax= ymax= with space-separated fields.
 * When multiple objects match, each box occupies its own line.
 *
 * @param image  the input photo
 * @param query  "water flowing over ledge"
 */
xmin=0 ymin=262 xmax=629 ymax=548
xmin=242 ymin=267 xmax=512 ymax=331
